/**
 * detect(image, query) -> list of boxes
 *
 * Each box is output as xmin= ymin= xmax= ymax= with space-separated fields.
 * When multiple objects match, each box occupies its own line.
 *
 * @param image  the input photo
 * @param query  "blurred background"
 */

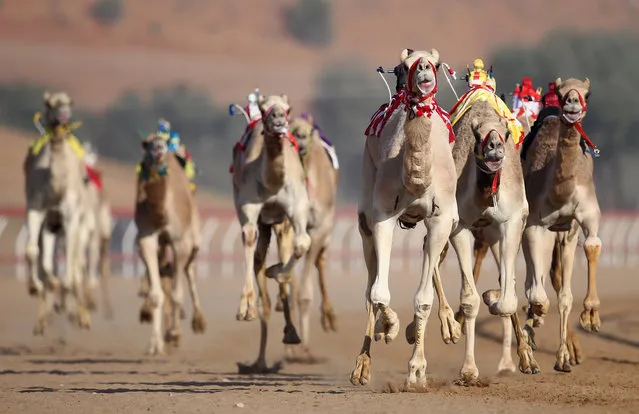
xmin=0 ymin=0 xmax=638 ymax=276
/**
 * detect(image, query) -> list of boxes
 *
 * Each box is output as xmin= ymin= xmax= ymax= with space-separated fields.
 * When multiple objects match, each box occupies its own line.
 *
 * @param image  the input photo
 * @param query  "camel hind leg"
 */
xmin=316 ymin=245 xmax=337 ymax=332
xmin=422 ymin=242 xmax=461 ymax=345
xmin=238 ymin=222 xmax=281 ymax=374
xmin=271 ymin=220 xmax=301 ymax=347
xmin=472 ymin=229 xmax=490 ymax=283
xmin=184 ymin=246 xmax=206 ymax=334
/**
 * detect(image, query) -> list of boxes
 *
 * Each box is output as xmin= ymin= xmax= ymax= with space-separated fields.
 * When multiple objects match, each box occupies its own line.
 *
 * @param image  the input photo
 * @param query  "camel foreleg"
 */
xmin=350 ymin=212 xmax=378 ymax=386
xmin=578 ymin=209 xmax=602 ymax=333
xmin=448 ymin=225 xmax=481 ymax=385
xmin=236 ymin=204 xmax=261 ymax=322
xmin=138 ymin=233 xmax=164 ymax=355
xmin=25 ymin=209 xmax=46 ymax=296
xmin=405 ymin=217 xmax=451 ymax=387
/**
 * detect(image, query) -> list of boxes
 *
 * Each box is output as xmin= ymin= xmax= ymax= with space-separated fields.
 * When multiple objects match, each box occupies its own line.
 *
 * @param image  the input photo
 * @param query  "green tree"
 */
xmin=284 ymin=0 xmax=332 ymax=47
xmin=309 ymin=59 xmax=386 ymax=201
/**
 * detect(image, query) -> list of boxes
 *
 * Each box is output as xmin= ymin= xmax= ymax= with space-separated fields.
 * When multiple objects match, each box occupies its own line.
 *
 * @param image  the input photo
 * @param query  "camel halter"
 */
xmin=560 ymin=89 xmax=599 ymax=158
xmin=475 ymin=129 xmax=505 ymax=202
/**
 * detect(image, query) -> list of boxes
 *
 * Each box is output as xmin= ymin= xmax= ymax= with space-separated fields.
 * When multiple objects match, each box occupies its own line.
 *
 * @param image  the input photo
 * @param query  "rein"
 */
xmin=561 ymin=88 xmax=599 ymax=157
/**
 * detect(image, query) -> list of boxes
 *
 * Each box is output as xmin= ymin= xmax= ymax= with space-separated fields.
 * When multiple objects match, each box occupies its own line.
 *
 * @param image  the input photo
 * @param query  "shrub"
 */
xmin=284 ymin=0 xmax=332 ymax=47
xmin=89 ymin=0 xmax=124 ymax=26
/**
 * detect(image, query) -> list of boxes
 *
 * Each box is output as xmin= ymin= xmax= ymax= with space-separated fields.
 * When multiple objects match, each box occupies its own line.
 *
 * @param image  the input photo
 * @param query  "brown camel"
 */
xmin=23 ymin=91 xmax=91 ymax=335
xmin=231 ymin=94 xmax=311 ymax=372
xmin=135 ymin=133 xmax=206 ymax=355
xmin=283 ymin=115 xmax=339 ymax=359
xmin=443 ymin=99 xmax=538 ymax=375
xmin=350 ymin=48 xmax=461 ymax=387
xmin=520 ymin=77 xmax=600 ymax=372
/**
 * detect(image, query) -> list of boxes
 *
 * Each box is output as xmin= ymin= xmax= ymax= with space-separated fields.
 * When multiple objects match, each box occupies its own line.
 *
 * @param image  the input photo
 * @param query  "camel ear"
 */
xmin=258 ymin=94 xmax=267 ymax=107
xmin=281 ymin=94 xmax=289 ymax=105
xmin=400 ymin=48 xmax=410 ymax=63
xmin=584 ymin=77 xmax=591 ymax=89
xmin=306 ymin=113 xmax=314 ymax=125
xmin=429 ymin=48 xmax=440 ymax=65
xmin=43 ymin=91 xmax=52 ymax=107
xmin=555 ymin=77 xmax=563 ymax=89
xmin=471 ymin=117 xmax=481 ymax=131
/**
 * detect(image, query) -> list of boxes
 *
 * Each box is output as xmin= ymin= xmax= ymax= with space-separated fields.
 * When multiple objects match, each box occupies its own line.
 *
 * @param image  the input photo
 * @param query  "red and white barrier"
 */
xmin=0 ymin=207 xmax=637 ymax=279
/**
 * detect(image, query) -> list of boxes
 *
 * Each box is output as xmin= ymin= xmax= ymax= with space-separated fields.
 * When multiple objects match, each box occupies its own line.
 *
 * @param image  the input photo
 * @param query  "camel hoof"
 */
xmin=497 ymin=360 xmax=516 ymax=374
xmin=553 ymin=361 xmax=572 ymax=373
xmin=454 ymin=368 xmax=480 ymax=386
xmin=33 ymin=320 xmax=46 ymax=336
xmin=321 ymin=307 xmax=338 ymax=332
xmin=350 ymin=353 xmax=371 ymax=386
xmin=373 ymin=306 xmax=400 ymax=344
xmin=517 ymin=342 xmax=540 ymax=375
xmin=165 ymin=330 xmax=181 ymax=347
xmin=579 ymin=308 xmax=601 ymax=333
xmin=283 ymin=324 xmax=302 ymax=345
xmin=27 ymin=280 xmax=44 ymax=297
xmin=191 ymin=309 xmax=206 ymax=333
xmin=439 ymin=307 xmax=462 ymax=344
xmin=237 ymin=360 xmax=282 ymax=375
xmin=139 ymin=304 xmax=153 ymax=324
xmin=75 ymin=307 xmax=92 ymax=330
xmin=146 ymin=343 xmax=166 ymax=356
xmin=235 ymin=305 xmax=257 ymax=322
xmin=529 ymin=301 xmax=550 ymax=317
xmin=85 ymin=289 xmax=98 ymax=312
xmin=265 ymin=263 xmax=285 ymax=281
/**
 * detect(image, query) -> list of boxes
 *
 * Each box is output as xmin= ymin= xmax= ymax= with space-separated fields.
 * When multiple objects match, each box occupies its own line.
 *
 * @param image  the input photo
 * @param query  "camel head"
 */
xmin=290 ymin=116 xmax=315 ymax=156
xmin=43 ymin=91 xmax=73 ymax=128
xmin=141 ymin=133 xmax=169 ymax=167
xmin=554 ymin=77 xmax=591 ymax=124
xmin=471 ymin=116 xmax=508 ymax=173
xmin=258 ymin=94 xmax=291 ymax=135
xmin=400 ymin=48 xmax=441 ymax=97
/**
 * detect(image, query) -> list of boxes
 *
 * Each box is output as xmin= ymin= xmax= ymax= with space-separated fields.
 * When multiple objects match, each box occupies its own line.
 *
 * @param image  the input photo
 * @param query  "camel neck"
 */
xmin=261 ymin=131 xmax=286 ymax=190
xmin=48 ymin=136 xmax=70 ymax=202
xmin=402 ymin=114 xmax=433 ymax=196
xmin=549 ymin=121 xmax=582 ymax=207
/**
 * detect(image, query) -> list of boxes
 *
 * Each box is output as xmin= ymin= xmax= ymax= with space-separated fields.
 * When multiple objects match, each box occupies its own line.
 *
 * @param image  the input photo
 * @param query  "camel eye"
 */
xmin=585 ymin=92 xmax=591 ymax=101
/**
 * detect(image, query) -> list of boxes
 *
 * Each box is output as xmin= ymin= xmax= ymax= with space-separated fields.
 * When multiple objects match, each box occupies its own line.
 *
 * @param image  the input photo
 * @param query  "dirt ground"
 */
xmin=1 ymin=266 xmax=638 ymax=414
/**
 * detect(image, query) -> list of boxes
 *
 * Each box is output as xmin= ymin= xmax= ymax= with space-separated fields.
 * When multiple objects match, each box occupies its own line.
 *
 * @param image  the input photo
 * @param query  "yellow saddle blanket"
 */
xmin=30 ymin=129 xmax=85 ymax=159
xmin=449 ymin=87 xmax=524 ymax=146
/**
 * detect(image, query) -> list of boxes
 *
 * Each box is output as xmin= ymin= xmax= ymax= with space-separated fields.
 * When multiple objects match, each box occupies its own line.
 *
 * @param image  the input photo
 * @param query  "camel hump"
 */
xmin=520 ymin=106 xmax=561 ymax=160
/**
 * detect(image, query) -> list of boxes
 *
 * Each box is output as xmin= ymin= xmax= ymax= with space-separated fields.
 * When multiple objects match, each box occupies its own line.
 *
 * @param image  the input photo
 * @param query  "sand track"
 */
xmin=1 ymin=269 xmax=638 ymax=413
